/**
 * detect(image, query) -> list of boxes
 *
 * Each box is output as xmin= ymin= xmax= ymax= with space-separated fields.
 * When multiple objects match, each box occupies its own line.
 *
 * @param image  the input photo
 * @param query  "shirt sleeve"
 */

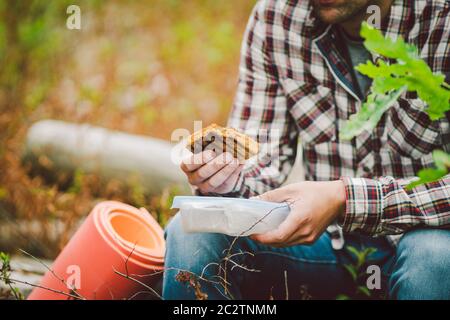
xmin=339 ymin=174 xmax=450 ymax=236
xmin=219 ymin=2 xmax=298 ymax=198
xmin=340 ymin=5 xmax=450 ymax=236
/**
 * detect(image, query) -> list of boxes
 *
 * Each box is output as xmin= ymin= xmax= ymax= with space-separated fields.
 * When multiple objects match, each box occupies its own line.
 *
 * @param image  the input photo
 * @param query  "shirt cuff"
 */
xmin=339 ymin=177 xmax=385 ymax=235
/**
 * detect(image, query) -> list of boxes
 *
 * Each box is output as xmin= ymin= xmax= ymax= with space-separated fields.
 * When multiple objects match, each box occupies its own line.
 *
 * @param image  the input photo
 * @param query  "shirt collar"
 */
xmin=308 ymin=0 xmax=416 ymax=101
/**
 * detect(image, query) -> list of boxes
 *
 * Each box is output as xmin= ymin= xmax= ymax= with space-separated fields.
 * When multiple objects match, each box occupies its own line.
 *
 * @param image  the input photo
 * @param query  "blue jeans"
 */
xmin=162 ymin=214 xmax=450 ymax=300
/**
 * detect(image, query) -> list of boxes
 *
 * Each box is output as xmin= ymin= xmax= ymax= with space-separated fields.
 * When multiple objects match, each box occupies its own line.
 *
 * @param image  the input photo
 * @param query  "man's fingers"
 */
xmin=188 ymin=152 xmax=234 ymax=185
xmin=251 ymin=213 xmax=304 ymax=245
xmin=205 ymin=160 xmax=240 ymax=189
xmin=258 ymin=187 xmax=291 ymax=203
xmin=181 ymin=150 xmax=216 ymax=172
xmin=210 ymin=163 xmax=244 ymax=193
xmin=222 ymin=163 xmax=244 ymax=187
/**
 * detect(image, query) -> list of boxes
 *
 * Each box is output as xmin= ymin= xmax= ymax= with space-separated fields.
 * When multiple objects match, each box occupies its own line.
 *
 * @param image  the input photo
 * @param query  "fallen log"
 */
xmin=23 ymin=120 xmax=190 ymax=194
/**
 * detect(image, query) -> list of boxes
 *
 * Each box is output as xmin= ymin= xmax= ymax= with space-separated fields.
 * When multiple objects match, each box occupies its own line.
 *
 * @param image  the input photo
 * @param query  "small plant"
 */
xmin=68 ymin=168 xmax=85 ymax=195
xmin=0 ymin=252 xmax=24 ymax=300
xmin=341 ymin=22 xmax=450 ymax=188
xmin=406 ymin=150 xmax=450 ymax=189
xmin=337 ymin=246 xmax=383 ymax=300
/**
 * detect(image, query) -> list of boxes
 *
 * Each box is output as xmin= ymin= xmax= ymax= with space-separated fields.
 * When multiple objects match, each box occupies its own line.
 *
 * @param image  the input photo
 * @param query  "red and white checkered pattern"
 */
xmin=223 ymin=0 xmax=450 ymax=246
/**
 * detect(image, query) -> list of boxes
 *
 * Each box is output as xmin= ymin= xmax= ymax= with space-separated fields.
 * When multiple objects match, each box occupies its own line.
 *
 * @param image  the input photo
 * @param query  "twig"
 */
xmin=18 ymin=249 xmax=85 ymax=300
xmin=113 ymin=267 xmax=162 ymax=300
xmin=112 ymin=243 xmax=163 ymax=300
xmin=228 ymin=259 xmax=260 ymax=273
xmin=123 ymin=243 xmax=137 ymax=277
xmin=1 ymin=276 xmax=83 ymax=300
xmin=133 ymin=266 xmax=226 ymax=286
xmin=200 ymin=262 xmax=229 ymax=284
xmin=220 ymin=250 xmax=260 ymax=273
xmin=224 ymin=250 xmax=255 ymax=261
xmin=284 ymin=270 xmax=289 ymax=300
xmin=127 ymin=290 xmax=157 ymax=300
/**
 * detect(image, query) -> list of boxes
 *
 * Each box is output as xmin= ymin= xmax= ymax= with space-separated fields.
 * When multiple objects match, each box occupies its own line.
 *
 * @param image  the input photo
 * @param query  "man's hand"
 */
xmin=180 ymin=150 xmax=244 ymax=194
xmin=251 ymin=181 xmax=346 ymax=247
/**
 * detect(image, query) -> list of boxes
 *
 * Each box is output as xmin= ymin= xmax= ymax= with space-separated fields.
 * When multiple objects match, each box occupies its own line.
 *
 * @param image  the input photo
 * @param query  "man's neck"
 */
xmin=339 ymin=0 xmax=394 ymax=39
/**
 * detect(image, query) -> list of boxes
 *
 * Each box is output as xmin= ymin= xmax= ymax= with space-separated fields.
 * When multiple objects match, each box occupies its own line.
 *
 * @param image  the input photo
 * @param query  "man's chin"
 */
xmin=315 ymin=8 xmax=347 ymax=24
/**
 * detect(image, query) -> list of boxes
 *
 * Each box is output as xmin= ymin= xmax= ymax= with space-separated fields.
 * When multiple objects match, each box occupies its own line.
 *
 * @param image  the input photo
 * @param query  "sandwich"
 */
xmin=186 ymin=124 xmax=259 ymax=160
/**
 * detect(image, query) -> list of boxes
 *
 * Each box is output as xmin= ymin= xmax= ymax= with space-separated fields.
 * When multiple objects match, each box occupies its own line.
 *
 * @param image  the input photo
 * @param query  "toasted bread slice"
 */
xmin=186 ymin=124 xmax=259 ymax=160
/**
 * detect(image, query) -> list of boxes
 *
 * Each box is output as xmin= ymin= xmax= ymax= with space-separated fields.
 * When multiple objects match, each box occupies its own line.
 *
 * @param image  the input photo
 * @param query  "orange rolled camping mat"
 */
xmin=28 ymin=201 xmax=165 ymax=300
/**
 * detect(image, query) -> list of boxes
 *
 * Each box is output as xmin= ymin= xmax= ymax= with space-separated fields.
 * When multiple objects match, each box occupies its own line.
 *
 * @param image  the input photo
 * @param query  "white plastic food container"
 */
xmin=171 ymin=196 xmax=290 ymax=236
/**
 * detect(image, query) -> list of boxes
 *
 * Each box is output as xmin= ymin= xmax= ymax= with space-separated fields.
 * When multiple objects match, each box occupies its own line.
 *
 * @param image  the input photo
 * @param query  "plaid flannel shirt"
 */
xmin=224 ymin=0 xmax=450 ymax=247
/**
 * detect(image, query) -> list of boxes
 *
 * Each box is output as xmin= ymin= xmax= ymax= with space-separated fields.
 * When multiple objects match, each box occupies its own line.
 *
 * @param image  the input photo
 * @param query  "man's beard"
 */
xmin=312 ymin=0 xmax=370 ymax=24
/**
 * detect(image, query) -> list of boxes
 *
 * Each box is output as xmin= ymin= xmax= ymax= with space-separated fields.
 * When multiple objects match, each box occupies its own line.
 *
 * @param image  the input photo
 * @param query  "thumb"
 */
xmin=257 ymin=187 xmax=289 ymax=203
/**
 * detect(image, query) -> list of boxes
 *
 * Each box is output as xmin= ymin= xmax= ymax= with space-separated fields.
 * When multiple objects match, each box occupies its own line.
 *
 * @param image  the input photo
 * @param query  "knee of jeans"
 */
xmin=396 ymin=229 xmax=449 ymax=262
xmin=164 ymin=214 xmax=199 ymax=250
xmin=164 ymin=214 xmax=232 ymax=264
xmin=389 ymin=229 xmax=450 ymax=299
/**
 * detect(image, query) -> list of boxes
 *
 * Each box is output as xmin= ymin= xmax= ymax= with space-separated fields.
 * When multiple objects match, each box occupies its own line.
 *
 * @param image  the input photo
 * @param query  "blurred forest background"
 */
xmin=0 ymin=0 xmax=256 ymax=258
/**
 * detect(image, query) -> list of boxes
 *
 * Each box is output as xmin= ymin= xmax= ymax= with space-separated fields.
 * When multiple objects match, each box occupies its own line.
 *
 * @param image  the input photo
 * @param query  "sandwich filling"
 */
xmin=186 ymin=124 xmax=259 ymax=161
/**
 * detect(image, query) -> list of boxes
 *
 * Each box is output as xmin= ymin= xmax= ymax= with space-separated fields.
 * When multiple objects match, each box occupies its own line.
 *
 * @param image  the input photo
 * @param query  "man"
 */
xmin=163 ymin=0 xmax=450 ymax=299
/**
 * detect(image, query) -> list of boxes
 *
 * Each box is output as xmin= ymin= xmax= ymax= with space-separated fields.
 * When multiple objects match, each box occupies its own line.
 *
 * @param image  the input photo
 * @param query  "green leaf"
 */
xmin=341 ymin=22 xmax=450 ymax=140
xmin=406 ymin=150 xmax=449 ymax=190
xmin=343 ymin=264 xmax=358 ymax=282
xmin=433 ymin=149 xmax=450 ymax=170
xmin=406 ymin=168 xmax=447 ymax=189
xmin=363 ymin=247 xmax=377 ymax=257
xmin=0 ymin=187 xmax=7 ymax=200
xmin=340 ymin=88 xmax=405 ymax=140
xmin=360 ymin=22 xmax=418 ymax=61
xmin=357 ymin=247 xmax=377 ymax=268
xmin=357 ymin=286 xmax=371 ymax=297
xmin=336 ymin=294 xmax=351 ymax=300
xmin=346 ymin=246 xmax=377 ymax=269
xmin=346 ymin=246 xmax=362 ymax=260
xmin=0 ymin=252 xmax=10 ymax=265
